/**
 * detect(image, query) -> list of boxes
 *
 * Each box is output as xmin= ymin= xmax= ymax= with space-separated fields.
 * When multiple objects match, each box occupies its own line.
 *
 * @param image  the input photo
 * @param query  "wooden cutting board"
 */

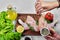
xmin=15 ymin=13 xmax=41 ymax=36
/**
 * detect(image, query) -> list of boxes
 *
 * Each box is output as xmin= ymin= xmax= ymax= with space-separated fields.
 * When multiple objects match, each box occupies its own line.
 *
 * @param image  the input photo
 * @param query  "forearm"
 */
xmin=52 ymin=1 xmax=59 ymax=8
xmin=53 ymin=0 xmax=60 ymax=8
xmin=57 ymin=0 xmax=60 ymax=8
xmin=41 ymin=1 xmax=59 ymax=11
xmin=35 ymin=0 xmax=60 ymax=14
xmin=47 ymin=1 xmax=59 ymax=8
xmin=36 ymin=0 xmax=59 ymax=7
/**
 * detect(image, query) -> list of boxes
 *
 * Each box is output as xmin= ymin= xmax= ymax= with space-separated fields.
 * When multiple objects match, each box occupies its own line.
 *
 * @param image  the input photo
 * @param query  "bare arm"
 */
xmin=35 ymin=0 xmax=59 ymax=15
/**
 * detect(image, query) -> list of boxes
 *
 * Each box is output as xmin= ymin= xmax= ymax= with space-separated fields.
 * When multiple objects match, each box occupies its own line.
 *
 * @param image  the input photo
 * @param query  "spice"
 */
xmin=25 ymin=37 xmax=31 ymax=40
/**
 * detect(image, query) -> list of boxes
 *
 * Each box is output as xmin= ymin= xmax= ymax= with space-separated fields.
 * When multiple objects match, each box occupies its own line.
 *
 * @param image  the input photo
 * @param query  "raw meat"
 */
xmin=39 ymin=14 xmax=47 ymax=30
xmin=18 ymin=19 xmax=29 ymax=30
xmin=26 ymin=16 xmax=39 ymax=31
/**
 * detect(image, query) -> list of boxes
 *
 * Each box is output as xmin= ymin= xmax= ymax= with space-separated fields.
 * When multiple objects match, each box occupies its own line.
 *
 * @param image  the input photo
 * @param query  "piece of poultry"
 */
xmin=26 ymin=16 xmax=39 ymax=31
xmin=18 ymin=19 xmax=29 ymax=30
xmin=39 ymin=14 xmax=47 ymax=31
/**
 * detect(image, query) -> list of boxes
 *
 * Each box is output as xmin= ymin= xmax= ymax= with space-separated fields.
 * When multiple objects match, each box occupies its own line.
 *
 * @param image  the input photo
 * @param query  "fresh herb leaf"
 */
xmin=27 ymin=24 xmax=34 ymax=31
xmin=0 ymin=11 xmax=21 ymax=40
xmin=45 ymin=18 xmax=52 ymax=23
xmin=36 ymin=20 xmax=38 ymax=25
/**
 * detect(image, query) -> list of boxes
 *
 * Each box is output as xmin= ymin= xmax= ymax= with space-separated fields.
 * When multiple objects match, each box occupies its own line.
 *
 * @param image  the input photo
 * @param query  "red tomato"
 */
xmin=45 ymin=12 xmax=54 ymax=21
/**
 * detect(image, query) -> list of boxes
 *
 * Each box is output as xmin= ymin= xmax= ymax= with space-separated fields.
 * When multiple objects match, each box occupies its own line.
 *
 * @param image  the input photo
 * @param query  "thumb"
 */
xmin=49 ymin=28 xmax=56 ymax=34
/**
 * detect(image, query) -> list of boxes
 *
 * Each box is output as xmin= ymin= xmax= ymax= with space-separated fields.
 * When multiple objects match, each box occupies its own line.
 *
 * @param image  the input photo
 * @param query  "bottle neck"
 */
xmin=8 ymin=8 xmax=12 ymax=10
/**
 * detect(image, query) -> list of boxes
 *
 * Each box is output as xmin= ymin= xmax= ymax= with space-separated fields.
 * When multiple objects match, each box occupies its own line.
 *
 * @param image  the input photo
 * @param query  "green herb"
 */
xmin=36 ymin=20 xmax=38 ymax=25
xmin=0 ymin=11 xmax=21 ymax=40
xmin=45 ymin=18 xmax=52 ymax=24
xmin=27 ymin=24 xmax=34 ymax=31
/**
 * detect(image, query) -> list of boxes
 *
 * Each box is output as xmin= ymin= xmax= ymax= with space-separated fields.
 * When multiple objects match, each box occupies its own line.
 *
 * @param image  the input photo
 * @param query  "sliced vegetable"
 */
xmin=16 ymin=25 xmax=24 ymax=33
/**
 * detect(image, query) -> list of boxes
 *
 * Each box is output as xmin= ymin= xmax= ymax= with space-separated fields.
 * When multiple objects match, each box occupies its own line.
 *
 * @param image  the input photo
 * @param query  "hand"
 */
xmin=45 ymin=28 xmax=60 ymax=40
xmin=35 ymin=0 xmax=59 ymax=15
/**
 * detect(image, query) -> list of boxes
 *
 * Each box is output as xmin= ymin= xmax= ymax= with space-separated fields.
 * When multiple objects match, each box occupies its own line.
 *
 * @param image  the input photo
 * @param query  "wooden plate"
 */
xmin=15 ymin=13 xmax=41 ymax=36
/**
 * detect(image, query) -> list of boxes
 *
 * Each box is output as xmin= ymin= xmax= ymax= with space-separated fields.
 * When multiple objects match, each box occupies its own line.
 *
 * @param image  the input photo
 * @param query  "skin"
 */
xmin=38 ymin=14 xmax=60 ymax=40
xmin=35 ymin=0 xmax=60 ymax=40
xmin=35 ymin=0 xmax=59 ymax=15
xmin=45 ymin=28 xmax=60 ymax=40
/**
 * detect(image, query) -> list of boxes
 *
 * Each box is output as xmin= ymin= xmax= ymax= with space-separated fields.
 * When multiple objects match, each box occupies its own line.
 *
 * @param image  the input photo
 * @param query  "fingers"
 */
xmin=35 ymin=2 xmax=43 ymax=15
xmin=35 ymin=2 xmax=42 ymax=10
xmin=35 ymin=4 xmax=42 ymax=11
xmin=45 ymin=36 xmax=56 ymax=40
xmin=49 ymin=28 xmax=56 ymax=34
xmin=35 ymin=0 xmax=43 ymax=15
xmin=47 ymin=36 xmax=55 ymax=39
xmin=35 ymin=2 xmax=48 ymax=14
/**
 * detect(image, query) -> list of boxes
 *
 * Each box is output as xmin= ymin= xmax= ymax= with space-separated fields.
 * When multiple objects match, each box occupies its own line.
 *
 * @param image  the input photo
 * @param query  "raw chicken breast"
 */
xmin=39 ymin=14 xmax=47 ymax=30
xmin=18 ymin=19 xmax=29 ymax=30
xmin=26 ymin=16 xmax=39 ymax=31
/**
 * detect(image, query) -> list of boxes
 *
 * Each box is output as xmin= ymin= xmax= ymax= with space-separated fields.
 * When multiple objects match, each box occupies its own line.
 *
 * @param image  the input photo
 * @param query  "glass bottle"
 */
xmin=6 ymin=5 xmax=17 ymax=21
